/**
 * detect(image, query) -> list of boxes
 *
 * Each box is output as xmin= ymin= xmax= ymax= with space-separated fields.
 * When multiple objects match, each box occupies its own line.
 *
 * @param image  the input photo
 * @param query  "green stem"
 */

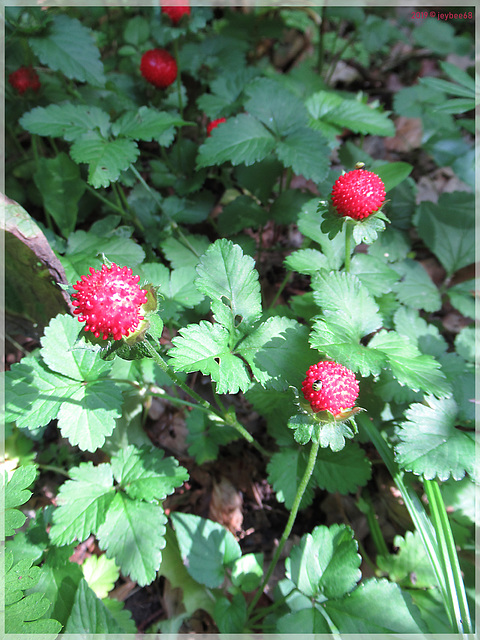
xmin=359 ymin=489 xmax=389 ymax=557
xmin=37 ymin=464 xmax=70 ymax=478
xmin=268 ymin=271 xmax=291 ymax=310
xmin=344 ymin=221 xmax=353 ymax=272
xmin=246 ymin=439 xmax=320 ymax=619
xmin=424 ymin=479 xmax=472 ymax=634
xmin=84 ymin=183 xmax=128 ymax=217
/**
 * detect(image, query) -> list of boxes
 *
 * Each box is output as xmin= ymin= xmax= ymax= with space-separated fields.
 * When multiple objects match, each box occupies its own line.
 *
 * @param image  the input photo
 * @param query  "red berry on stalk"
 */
xmin=206 ymin=117 xmax=227 ymax=137
xmin=161 ymin=2 xmax=191 ymax=24
xmin=9 ymin=66 xmax=41 ymax=95
xmin=331 ymin=169 xmax=385 ymax=220
xmin=302 ymin=361 xmax=359 ymax=417
xmin=72 ymin=263 xmax=148 ymax=341
xmin=140 ymin=49 xmax=177 ymax=88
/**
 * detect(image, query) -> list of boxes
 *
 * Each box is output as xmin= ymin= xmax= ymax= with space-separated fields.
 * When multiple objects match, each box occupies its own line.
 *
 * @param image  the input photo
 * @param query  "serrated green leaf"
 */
xmin=393 ymin=307 xmax=447 ymax=357
xmin=82 ymin=555 xmax=120 ymax=600
xmin=112 ymin=107 xmax=188 ymax=143
xmin=33 ymin=153 xmax=84 ymax=236
xmin=195 ymin=239 xmax=262 ymax=329
xmin=20 ymin=103 xmax=111 ymax=141
xmin=285 ymin=248 xmax=329 ymax=274
xmin=286 ymin=524 xmax=361 ymax=599
xmin=310 ymin=318 xmax=386 ymax=377
xmin=97 ymin=492 xmax=167 ymax=586
xmin=267 ymin=449 xmax=315 ymax=510
xmin=298 ymin=199 xmax=346 ymax=268
xmin=446 ymin=278 xmax=475 ymax=319
xmin=168 ymin=321 xmax=251 ymax=394
xmin=244 ymin=77 xmax=308 ymax=136
xmin=49 ymin=462 xmax=114 ymax=545
xmin=240 ymin=316 xmax=312 ymax=390
xmin=374 ymin=162 xmax=413 ymax=192
xmin=325 ymin=578 xmax=427 ymax=633
xmin=29 ymin=14 xmax=105 ymax=86
xmin=217 ymin=195 xmax=268 ymax=234
xmin=414 ymin=192 xmax=474 ymax=276
xmin=142 ymin=263 xmax=204 ymax=320
xmin=350 ymin=253 xmax=399 ymax=297
xmin=64 ymin=578 xmax=133 ymax=633
xmin=276 ymin=126 xmax=330 ymax=183
xmin=276 ymin=608 xmax=331 ymax=633
xmin=70 ymin=132 xmax=139 ymax=189
xmin=214 ymin=593 xmax=247 ymax=633
xmin=369 ymin=330 xmax=450 ymax=397
xmin=111 ymin=445 xmax=188 ymax=502
xmin=377 ymin=531 xmax=436 ymax=588
xmin=288 ymin=413 xmax=315 ymax=445
xmin=160 ymin=234 xmax=211 ymax=270
xmin=197 ymin=113 xmax=276 ymax=168
xmin=312 ymin=270 xmax=383 ymax=337
xmin=185 ymin=411 xmax=238 ymax=464
xmin=456 ymin=325 xmax=476 ymax=363
xmin=5 ymin=465 xmax=37 ymax=536
xmin=352 ymin=214 xmax=386 ymax=245
xmin=395 ymin=396 xmax=476 ymax=481
xmin=171 ymin=512 xmax=242 ymax=588
xmin=40 ymin=314 xmax=112 ymax=381
xmin=306 ymin=90 xmax=395 ymax=136
xmin=6 ymin=574 xmax=62 ymax=635
xmin=313 ymin=444 xmax=371 ymax=494
xmin=392 ymin=259 xmax=442 ymax=312
xmin=57 ymin=379 xmax=123 ymax=452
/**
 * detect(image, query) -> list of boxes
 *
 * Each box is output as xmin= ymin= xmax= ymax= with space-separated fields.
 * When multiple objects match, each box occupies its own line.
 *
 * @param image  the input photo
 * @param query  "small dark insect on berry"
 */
xmin=312 ymin=379 xmax=323 ymax=391
xmin=355 ymin=162 xmax=366 ymax=170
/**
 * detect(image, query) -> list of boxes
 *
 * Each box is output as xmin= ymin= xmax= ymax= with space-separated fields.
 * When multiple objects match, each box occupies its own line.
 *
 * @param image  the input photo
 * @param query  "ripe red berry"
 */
xmin=161 ymin=2 xmax=191 ymax=24
xmin=206 ymin=118 xmax=227 ymax=137
xmin=331 ymin=169 xmax=385 ymax=220
xmin=8 ymin=66 xmax=41 ymax=95
xmin=72 ymin=264 xmax=148 ymax=341
xmin=302 ymin=361 xmax=359 ymax=417
xmin=140 ymin=49 xmax=177 ymax=89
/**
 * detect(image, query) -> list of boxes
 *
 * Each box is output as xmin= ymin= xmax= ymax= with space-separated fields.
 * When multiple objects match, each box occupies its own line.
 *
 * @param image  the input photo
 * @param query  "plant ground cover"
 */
xmin=3 ymin=4 xmax=476 ymax=636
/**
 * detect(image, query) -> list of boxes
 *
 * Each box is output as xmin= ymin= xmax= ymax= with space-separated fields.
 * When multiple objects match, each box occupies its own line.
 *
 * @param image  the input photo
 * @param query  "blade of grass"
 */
xmin=423 ymin=478 xmax=472 ymax=634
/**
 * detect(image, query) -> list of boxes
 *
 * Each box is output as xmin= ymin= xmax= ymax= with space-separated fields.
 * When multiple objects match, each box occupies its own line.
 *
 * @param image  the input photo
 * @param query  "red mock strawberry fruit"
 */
xmin=302 ymin=361 xmax=359 ymax=417
xmin=161 ymin=2 xmax=191 ymax=24
xmin=72 ymin=264 xmax=149 ymax=341
xmin=9 ymin=66 xmax=41 ymax=95
xmin=331 ymin=169 xmax=385 ymax=220
xmin=207 ymin=117 xmax=227 ymax=137
xmin=140 ymin=49 xmax=177 ymax=88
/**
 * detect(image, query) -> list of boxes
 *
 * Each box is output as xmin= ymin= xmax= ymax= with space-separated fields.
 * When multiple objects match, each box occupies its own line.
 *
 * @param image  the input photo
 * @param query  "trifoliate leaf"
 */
xmin=96 ymin=492 xmax=167 ymax=587
xmin=82 ymin=555 xmax=120 ymax=600
xmin=64 ymin=578 xmax=135 ymax=633
xmin=171 ymin=512 xmax=242 ymax=588
xmin=369 ymin=330 xmax=450 ymax=397
xmin=20 ymin=103 xmax=111 ymax=141
xmin=312 ymin=270 xmax=383 ymax=337
xmin=168 ymin=321 xmax=251 ymax=394
xmin=197 ymin=113 xmax=275 ymax=168
xmin=49 ymin=462 xmax=115 ymax=545
xmin=325 ymin=578 xmax=427 ymax=633
xmin=70 ymin=132 xmax=139 ymax=189
xmin=393 ymin=307 xmax=447 ymax=358
xmin=239 ymin=316 xmax=312 ymax=390
xmin=313 ymin=444 xmax=371 ymax=494
xmin=29 ymin=14 xmax=105 ymax=86
xmin=414 ymin=192 xmax=475 ymax=276
xmin=111 ymin=445 xmax=188 ymax=502
xmin=392 ymin=259 xmax=441 ymax=312
xmin=286 ymin=524 xmax=361 ymax=599
xmin=195 ymin=239 xmax=262 ymax=329
xmin=395 ymin=396 xmax=476 ymax=481
xmin=266 ymin=449 xmax=315 ymax=510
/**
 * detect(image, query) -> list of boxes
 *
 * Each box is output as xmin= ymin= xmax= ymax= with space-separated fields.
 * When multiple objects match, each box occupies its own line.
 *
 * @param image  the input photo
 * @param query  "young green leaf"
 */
xmin=377 ymin=531 xmax=436 ymax=588
xmin=82 ymin=555 xmax=119 ymax=600
xmin=395 ymin=396 xmax=476 ymax=481
xmin=170 ymin=512 xmax=242 ymax=588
